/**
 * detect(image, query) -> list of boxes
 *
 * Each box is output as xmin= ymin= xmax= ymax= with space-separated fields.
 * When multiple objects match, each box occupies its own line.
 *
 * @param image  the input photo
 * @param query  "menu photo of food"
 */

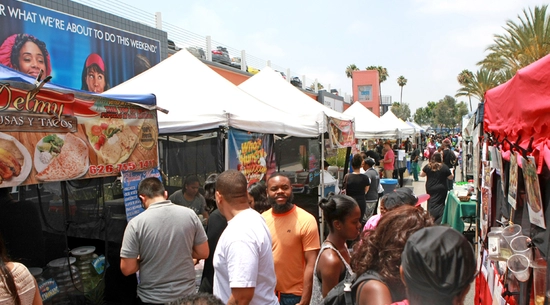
xmin=521 ymin=156 xmax=546 ymax=229
xmin=34 ymin=133 xmax=89 ymax=181
xmin=0 ymin=132 xmax=31 ymax=186
xmin=83 ymin=118 xmax=141 ymax=165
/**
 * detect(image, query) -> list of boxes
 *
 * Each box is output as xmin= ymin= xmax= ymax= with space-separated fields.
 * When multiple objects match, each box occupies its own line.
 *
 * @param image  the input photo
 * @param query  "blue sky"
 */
xmin=113 ymin=0 xmax=543 ymax=114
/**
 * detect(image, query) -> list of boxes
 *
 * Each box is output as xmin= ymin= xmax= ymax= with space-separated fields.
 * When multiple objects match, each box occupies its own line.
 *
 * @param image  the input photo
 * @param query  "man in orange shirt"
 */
xmin=262 ymin=174 xmax=320 ymax=305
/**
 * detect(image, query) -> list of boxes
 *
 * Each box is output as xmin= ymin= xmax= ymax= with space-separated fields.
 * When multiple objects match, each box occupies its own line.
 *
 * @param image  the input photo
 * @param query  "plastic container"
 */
xmin=71 ymin=246 xmax=101 ymax=293
xmin=380 ymin=178 xmax=398 ymax=194
xmin=487 ymin=227 xmax=511 ymax=261
xmin=43 ymin=257 xmax=83 ymax=304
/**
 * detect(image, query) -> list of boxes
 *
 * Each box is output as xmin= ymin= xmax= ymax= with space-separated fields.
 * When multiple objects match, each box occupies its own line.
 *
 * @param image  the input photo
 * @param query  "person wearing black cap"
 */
xmin=395 ymin=226 xmax=476 ymax=305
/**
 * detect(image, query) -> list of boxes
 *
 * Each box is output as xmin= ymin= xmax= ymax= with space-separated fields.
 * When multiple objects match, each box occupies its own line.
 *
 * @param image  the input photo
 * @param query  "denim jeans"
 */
xmin=279 ymin=293 xmax=301 ymax=305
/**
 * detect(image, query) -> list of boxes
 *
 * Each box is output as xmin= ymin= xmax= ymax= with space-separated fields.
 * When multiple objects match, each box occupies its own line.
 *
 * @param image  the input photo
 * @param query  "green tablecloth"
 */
xmin=441 ymin=192 xmax=477 ymax=232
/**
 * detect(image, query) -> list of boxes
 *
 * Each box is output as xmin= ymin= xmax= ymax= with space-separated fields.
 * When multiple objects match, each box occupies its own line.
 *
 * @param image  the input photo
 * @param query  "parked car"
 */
xmin=230 ymin=57 xmax=247 ymax=70
xmin=290 ymin=76 xmax=302 ymax=88
xmin=212 ymin=46 xmax=231 ymax=66
xmin=276 ymin=70 xmax=286 ymax=79
xmin=247 ymin=66 xmax=260 ymax=75
xmin=187 ymin=46 xmax=205 ymax=60
xmin=167 ymin=39 xmax=181 ymax=51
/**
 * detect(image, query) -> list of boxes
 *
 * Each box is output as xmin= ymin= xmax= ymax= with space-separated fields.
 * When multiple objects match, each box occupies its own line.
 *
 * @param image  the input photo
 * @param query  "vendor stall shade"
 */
xmin=484 ymin=53 xmax=550 ymax=173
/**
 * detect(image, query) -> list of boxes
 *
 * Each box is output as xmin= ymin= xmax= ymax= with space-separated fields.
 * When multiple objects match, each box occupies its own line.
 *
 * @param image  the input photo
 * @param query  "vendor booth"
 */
xmin=0 ymin=64 xmax=160 ymax=304
xmin=475 ymin=53 xmax=550 ymax=305
xmin=106 ymin=49 xmax=320 ymax=195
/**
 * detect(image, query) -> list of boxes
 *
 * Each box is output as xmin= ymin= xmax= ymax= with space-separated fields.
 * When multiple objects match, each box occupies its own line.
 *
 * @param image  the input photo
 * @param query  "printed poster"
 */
xmin=121 ymin=168 xmax=161 ymax=222
xmin=508 ymin=152 xmax=518 ymax=209
xmin=227 ymin=128 xmax=275 ymax=184
xmin=521 ymin=156 xmax=546 ymax=229
xmin=328 ymin=118 xmax=355 ymax=148
xmin=0 ymin=0 xmax=161 ymax=92
xmin=0 ymin=80 xmax=158 ymax=187
xmin=495 ymin=147 xmax=506 ymax=194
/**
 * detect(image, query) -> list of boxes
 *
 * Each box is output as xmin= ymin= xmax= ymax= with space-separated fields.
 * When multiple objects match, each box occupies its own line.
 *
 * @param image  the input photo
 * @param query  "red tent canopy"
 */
xmin=484 ymin=53 xmax=550 ymax=173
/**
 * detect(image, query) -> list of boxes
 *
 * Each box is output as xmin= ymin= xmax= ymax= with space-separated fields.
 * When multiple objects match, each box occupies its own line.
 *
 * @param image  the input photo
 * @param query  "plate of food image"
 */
xmin=34 ymin=133 xmax=89 ymax=181
xmin=0 ymin=132 xmax=32 ymax=187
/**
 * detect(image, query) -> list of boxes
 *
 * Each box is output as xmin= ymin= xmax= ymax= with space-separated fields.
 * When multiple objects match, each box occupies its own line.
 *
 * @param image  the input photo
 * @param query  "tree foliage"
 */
xmin=478 ymin=5 xmax=550 ymax=80
xmin=433 ymin=96 xmax=469 ymax=128
xmin=397 ymin=75 xmax=407 ymax=103
xmin=456 ymin=68 xmax=504 ymax=102
xmin=345 ymin=64 xmax=359 ymax=78
xmin=414 ymin=101 xmax=436 ymax=126
xmin=366 ymin=66 xmax=388 ymax=83
xmin=391 ymin=102 xmax=411 ymax=121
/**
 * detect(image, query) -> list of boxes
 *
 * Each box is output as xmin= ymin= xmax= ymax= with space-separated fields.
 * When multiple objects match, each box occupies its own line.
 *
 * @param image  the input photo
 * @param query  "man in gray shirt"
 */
xmin=121 ymin=177 xmax=209 ymax=304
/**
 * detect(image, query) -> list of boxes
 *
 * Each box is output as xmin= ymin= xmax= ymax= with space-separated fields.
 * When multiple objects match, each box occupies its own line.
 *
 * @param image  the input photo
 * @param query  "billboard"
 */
xmin=0 ymin=1 xmax=161 ymax=92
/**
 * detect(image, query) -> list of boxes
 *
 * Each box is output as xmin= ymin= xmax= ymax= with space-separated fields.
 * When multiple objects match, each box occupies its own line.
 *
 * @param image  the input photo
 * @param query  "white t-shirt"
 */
xmin=213 ymin=208 xmax=278 ymax=305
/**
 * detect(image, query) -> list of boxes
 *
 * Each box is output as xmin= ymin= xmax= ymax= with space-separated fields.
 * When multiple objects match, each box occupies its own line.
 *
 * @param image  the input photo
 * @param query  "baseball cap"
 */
xmin=85 ymin=53 xmax=105 ymax=71
xmin=364 ymin=158 xmax=375 ymax=167
xmin=401 ymin=226 xmax=476 ymax=298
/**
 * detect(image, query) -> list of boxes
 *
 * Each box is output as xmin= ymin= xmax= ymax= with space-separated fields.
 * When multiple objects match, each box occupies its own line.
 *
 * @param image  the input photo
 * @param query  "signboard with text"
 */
xmin=0 ymin=1 xmax=161 ymax=92
xmin=227 ymin=128 xmax=275 ymax=184
xmin=0 ymin=80 xmax=158 ymax=187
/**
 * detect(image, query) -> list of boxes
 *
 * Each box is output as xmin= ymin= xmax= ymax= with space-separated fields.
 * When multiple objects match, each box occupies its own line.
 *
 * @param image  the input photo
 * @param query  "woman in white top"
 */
xmin=0 ymin=235 xmax=42 ymax=305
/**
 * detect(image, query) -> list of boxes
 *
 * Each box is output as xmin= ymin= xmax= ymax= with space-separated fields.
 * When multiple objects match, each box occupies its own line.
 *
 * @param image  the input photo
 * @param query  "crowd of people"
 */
xmin=0 ymin=148 xmax=474 ymax=305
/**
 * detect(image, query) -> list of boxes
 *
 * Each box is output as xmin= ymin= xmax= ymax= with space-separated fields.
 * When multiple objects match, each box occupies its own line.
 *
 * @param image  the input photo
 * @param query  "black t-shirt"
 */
xmin=345 ymin=173 xmax=370 ymax=202
xmin=199 ymin=209 xmax=227 ymax=293
xmin=365 ymin=150 xmax=381 ymax=166
xmin=442 ymin=149 xmax=456 ymax=168
xmin=410 ymin=148 xmax=420 ymax=163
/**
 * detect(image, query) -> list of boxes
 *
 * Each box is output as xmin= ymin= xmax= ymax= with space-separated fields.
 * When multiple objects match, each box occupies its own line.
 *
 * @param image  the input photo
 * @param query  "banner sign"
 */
xmin=227 ymin=128 xmax=275 ymax=184
xmin=121 ymin=168 xmax=161 ymax=222
xmin=328 ymin=118 xmax=355 ymax=148
xmin=0 ymin=81 xmax=158 ymax=187
xmin=0 ymin=0 xmax=161 ymax=92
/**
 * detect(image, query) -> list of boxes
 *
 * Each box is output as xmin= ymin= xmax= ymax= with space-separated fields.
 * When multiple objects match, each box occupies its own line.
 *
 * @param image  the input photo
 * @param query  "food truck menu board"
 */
xmin=0 ymin=82 xmax=158 ymax=186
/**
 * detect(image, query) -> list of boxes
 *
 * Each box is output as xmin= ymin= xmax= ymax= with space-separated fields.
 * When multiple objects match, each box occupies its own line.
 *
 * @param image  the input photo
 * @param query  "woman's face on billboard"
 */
xmin=18 ymin=41 xmax=46 ymax=77
xmin=86 ymin=69 xmax=106 ymax=93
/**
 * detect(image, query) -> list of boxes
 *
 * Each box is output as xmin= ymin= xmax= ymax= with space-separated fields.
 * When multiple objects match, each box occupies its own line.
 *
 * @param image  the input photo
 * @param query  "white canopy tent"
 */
xmin=105 ymin=49 xmax=318 ymax=137
xmin=379 ymin=110 xmax=415 ymax=137
xmin=342 ymin=102 xmax=386 ymax=138
xmin=238 ymin=67 xmax=354 ymax=135
xmin=406 ymin=120 xmax=425 ymax=133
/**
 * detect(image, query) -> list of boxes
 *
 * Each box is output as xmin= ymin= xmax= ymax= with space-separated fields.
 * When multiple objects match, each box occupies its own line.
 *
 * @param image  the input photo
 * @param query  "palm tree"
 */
xmin=397 ymin=75 xmax=407 ymax=103
xmin=456 ymin=70 xmax=474 ymax=111
xmin=478 ymin=5 xmax=550 ymax=80
xmin=345 ymin=64 xmax=359 ymax=78
xmin=456 ymin=68 xmax=504 ymax=103
xmin=366 ymin=66 xmax=388 ymax=103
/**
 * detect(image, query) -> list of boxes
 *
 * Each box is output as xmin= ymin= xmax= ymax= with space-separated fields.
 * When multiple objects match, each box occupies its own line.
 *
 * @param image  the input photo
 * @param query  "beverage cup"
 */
xmin=509 ymin=235 xmax=532 ymax=261
xmin=532 ymin=259 xmax=547 ymax=305
xmin=502 ymin=224 xmax=522 ymax=246
xmin=507 ymin=254 xmax=530 ymax=282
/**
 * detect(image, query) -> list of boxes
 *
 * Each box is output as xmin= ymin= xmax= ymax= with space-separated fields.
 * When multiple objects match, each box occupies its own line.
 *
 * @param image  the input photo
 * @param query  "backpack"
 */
xmin=323 ymin=270 xmax=382 ymax=305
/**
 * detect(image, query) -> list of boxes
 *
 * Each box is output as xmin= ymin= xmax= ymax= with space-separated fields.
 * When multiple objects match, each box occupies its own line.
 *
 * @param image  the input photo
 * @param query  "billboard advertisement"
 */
xmin=0 ymin=0 xmax=161 ymax=92
xmin=0 ymin=79 xmax=158 ymax=187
